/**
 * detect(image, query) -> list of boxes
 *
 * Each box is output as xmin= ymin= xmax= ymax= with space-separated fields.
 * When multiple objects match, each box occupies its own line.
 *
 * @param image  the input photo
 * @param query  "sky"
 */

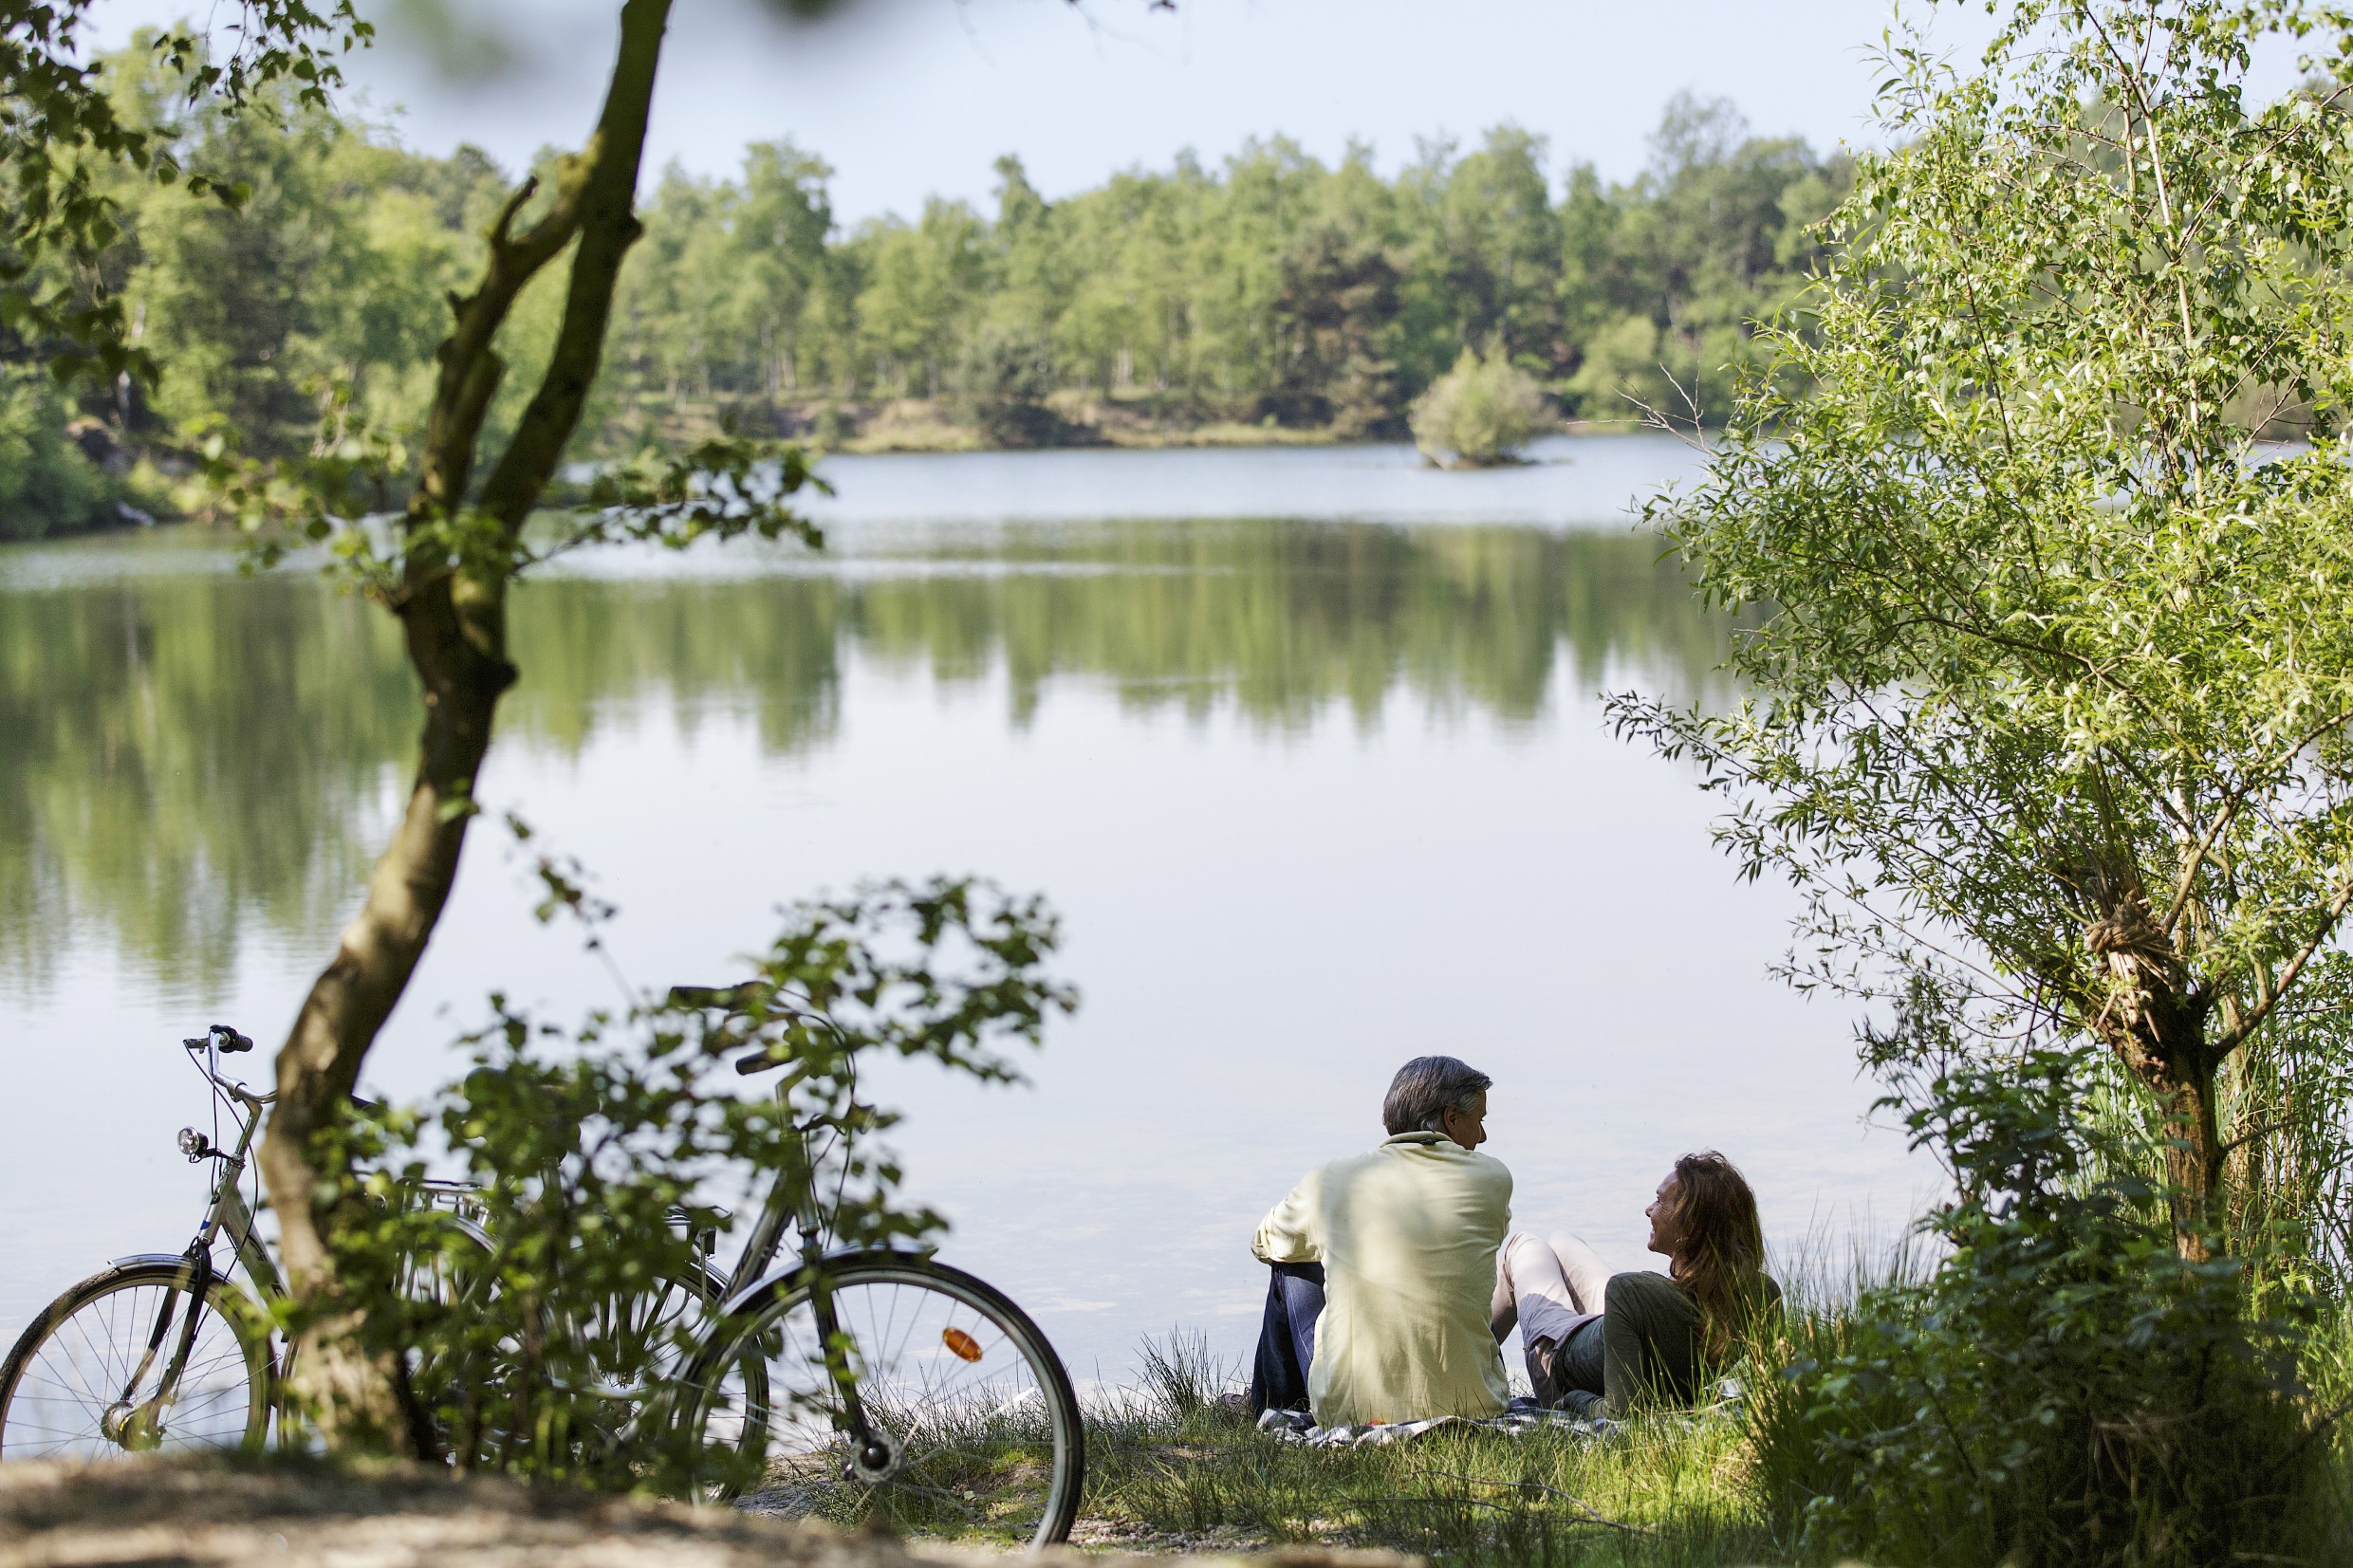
xmin=80 ymin=0 xmax=2031 ymax=224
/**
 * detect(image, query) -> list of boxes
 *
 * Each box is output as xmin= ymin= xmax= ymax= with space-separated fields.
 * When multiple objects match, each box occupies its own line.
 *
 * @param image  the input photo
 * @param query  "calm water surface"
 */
xmin=0 ymin=435 xmax=1927 ymax=1385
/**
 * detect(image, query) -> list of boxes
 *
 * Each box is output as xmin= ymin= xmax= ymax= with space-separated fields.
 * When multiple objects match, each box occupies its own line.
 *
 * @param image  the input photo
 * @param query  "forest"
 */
xmin=0 ymin=37 xmax=1848 ymax=538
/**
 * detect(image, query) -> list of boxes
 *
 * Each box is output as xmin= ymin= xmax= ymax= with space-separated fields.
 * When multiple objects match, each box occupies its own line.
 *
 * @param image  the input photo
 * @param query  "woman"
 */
xmin=1490 ymin=1151 xmax=1780 ymax=1416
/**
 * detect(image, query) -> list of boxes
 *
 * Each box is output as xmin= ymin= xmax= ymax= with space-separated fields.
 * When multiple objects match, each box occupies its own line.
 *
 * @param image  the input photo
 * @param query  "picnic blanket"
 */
xmin=1252 ymin=1380 xmax=1746 ymax=1448
xmin=1254 ymin=1400 xmax=1619 ymax=1448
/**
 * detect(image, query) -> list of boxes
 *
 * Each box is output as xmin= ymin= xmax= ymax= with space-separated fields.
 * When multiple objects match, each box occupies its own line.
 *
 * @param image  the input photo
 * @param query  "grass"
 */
xmin=1054 ymin=1303 xmax=2353 ymax=1567
xmin=1067 ymin=1334 xmax=1778 ymax=1566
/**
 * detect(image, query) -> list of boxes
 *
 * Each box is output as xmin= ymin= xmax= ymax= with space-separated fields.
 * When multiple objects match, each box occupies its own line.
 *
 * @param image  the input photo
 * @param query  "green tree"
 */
xmin=1401 ymin=126 xmax=1561 ymax=375
xmin=1409 ymin=344 xmax=1549 ymax=466
xmin=228 ymin=0 xmax=822 ymax=1448
xmin=1617 ymin=0 xmax=2353 ymax=1260
xmin=199 ymin=0 xmax=1166 ymax=1452
xmin=0 ymin=363 xmax=117 ymax=537
xmin=851 ymin=196 xmax=988 ymax=397
xmin=732 ymin=139 xmax=836 ymax=398
xmin=1564 ymin=94 xmax=1843 ymax=421
xmin=0 ymin=1 xmax=366 ymax=382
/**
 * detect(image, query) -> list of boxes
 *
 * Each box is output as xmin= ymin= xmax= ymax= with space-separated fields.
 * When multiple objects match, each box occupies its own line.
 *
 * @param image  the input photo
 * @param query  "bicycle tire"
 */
xmin=0 ymin=1261 xmax=273 ymax=1460
xmin=681 ymin=1254 xmax=1084 ymax=1549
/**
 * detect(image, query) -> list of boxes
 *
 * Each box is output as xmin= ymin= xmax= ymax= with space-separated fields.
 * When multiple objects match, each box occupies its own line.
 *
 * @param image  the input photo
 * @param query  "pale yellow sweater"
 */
xmin=1252 ymin=1132 xmax=1513 ymax=1427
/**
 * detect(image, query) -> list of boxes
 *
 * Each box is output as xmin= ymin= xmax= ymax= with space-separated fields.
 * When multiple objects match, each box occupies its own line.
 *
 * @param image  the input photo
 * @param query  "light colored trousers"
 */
xmin=1490 ymin=1230 xmax=1613 ymax=1349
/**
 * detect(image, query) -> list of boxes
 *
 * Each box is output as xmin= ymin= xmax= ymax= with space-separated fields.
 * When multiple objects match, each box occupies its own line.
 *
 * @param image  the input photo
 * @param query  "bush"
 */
xmin=0 ymin=367 xmax=120 ymax=540
xmin=1408 ymin=347 xmax=1550 ymax=467
xmin=955 ymin=327 xmax=1078 ymax=448
xmin=1750 ymin=1055 xmax=2326 ymax=1567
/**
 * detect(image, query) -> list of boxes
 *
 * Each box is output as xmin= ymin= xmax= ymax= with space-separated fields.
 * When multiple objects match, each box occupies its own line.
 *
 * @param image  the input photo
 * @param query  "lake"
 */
xmin=0 ymin=434 xmax=1929 ymax=1388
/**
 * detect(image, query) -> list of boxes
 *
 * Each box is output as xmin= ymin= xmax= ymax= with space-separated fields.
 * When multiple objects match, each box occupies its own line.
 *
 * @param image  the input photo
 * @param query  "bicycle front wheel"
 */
xmin=0 ymin=1262 xmax=273 ymax=1460
xmin=683 ymin=1254 xmax=1083 ymax=1549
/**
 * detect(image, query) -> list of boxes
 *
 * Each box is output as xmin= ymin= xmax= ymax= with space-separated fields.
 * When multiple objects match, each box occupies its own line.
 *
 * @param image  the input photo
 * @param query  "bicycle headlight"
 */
xmin=177 ymin=1128 xmax=210 ymax=1162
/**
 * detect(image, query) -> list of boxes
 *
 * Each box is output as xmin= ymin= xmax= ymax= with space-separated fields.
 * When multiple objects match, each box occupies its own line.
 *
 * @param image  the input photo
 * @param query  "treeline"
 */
xmin=621 ymin=93 xmax=1848 ymax=440
xmin=0 ymin=40 xmax=1849 ymax=536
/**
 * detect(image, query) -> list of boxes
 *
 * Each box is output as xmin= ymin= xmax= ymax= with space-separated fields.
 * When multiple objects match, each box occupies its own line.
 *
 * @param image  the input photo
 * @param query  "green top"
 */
xmin=1572 ymin=1269 xmax=1784 ymax=1419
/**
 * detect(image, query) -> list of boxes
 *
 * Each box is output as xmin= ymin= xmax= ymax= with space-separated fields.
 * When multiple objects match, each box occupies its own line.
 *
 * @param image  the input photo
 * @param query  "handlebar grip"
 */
xmin=210 ymin=1024 xmax=255 ymax=1053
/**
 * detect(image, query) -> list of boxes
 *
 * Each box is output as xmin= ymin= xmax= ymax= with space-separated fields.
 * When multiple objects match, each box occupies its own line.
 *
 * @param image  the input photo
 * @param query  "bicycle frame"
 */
xmin=615 ymin=988 xmax=915 ymax=1476
xmin=191 ymin=1073 xmax=285 ymax=1302
xmin=709 ymin=1099 xmax=897 ymax=1468
xmin=99 ymin=1042 xmax=280 ymax=1450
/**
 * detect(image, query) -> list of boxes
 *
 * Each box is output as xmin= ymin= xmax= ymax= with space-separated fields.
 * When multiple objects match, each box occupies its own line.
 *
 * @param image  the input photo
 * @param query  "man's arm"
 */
xmin=1251 ymin=1169 xmax=1323 ymax=1264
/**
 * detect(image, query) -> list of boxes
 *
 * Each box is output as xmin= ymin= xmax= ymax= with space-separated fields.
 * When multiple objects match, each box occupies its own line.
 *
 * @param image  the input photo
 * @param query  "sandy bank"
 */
xmin=0 ymin=1457 xmax=1418 ymax=1568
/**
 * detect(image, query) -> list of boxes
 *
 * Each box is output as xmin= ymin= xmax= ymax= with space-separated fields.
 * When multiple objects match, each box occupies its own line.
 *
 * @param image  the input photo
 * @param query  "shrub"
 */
xmin=1750 ymin=1054 xmax=2325 ymax=1567
xmin=955 ymin=326 xmax=1072 ymax=448
xmin=0 ymin=367 xmax=118 ymax=540
xmin=1408 ymin=347 xmax=1549 ymax=467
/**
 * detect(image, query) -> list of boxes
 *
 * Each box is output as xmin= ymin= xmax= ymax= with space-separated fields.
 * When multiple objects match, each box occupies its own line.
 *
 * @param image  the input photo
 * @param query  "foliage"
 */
xmin=0 ymin=81 xmax=1845 ymax=532
xmin=952 ymin=323 xmax=1065 ymax=447
xmin=89 ymin=45 xmax=518 ymax=473
xmin=0 ymin=0 xmax=368 ymax=384
xmin=1612 ymin=0 xmax=2353 ymax=1256
xmin=1409 ymin=345 xmax=1551 ymax=466
xmin=0 ymin=363 xmax=117 ymax=538
xmin=1748 ymin=1051 xmax=2325 ymax=1567
xmin=606 ymin=103 xmax=1838 ymax=435
xmin=307 ymin=875 xmax=1076 ymax=1483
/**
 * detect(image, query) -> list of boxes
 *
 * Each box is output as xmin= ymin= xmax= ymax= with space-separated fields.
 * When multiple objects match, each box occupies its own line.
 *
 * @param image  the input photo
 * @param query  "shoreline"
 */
xmin=0 ymin=424 xmax=1677 ymax=545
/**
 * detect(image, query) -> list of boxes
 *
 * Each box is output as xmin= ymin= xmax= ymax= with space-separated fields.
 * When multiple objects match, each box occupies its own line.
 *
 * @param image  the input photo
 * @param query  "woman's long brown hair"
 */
xmin=1663 ymin=1151 xmax=1768 ymax=1359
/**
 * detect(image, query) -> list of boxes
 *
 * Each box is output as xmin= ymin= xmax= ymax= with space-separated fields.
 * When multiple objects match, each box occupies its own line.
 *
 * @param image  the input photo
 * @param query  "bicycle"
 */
xmin=0 ymin=1003 xmax=1085 ymax=1551
xmin=645 ymin=982 xmax=1084 ymax=1549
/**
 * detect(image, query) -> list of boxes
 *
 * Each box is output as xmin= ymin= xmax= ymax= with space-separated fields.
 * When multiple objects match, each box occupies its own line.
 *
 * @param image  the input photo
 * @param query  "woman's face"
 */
xmin=1645 ymin=1172 xmax=1682 ymax=1256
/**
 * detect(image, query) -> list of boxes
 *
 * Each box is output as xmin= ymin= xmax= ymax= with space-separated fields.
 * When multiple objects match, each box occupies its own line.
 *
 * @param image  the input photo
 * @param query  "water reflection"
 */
xmin=0 ymin=518 xmax=1732 ymax=996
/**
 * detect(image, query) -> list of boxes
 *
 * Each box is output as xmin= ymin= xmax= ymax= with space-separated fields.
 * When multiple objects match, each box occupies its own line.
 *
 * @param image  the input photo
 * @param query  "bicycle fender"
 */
xmin=105 ymin=1253 xmax=204 ymax=1274
xmin=713 ymin=1243 xmax=936 ymax=1321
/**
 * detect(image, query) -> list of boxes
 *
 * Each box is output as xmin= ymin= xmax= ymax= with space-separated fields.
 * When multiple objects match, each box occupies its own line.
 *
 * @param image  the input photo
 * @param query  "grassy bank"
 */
xmin=1071 ymin=1339 xmax=1770 ymax=1566
xmin=1062 ymin=1322 xmax=2353 ymax=1567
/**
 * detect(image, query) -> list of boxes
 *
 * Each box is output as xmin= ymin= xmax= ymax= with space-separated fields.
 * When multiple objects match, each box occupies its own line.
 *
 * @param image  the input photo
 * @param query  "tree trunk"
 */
xmin=2083 ymin=890 xmax=2221 ymax=1261
xmin=258 ymin=0 xmax=675 ymax=1450
xmin=2099 ymin=1002 xmax=2224 ymax=1260
xmin=2158 ymin=1059 xmax=2224 ymax=1263
xmin=256 ymin=581 xmax=512 ymax=1449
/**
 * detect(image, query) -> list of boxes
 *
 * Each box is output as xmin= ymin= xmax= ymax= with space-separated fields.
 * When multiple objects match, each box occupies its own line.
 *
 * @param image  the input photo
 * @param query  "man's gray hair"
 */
xmin=1382 ymin=1055 xmax=1492 ymax=1136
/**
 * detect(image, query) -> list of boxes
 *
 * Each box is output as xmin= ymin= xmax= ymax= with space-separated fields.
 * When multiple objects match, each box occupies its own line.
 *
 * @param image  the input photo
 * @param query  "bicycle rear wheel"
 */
xmin=0 ymin=1262 xmax=272 ymax=1459
xmin=683 ymin=1254 xmax=1083 ymax=1549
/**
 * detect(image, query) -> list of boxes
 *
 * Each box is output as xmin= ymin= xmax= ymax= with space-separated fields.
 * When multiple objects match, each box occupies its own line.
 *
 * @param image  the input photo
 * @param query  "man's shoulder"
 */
xmin=1463 ymin=1149 xmax=1512 ymax=1201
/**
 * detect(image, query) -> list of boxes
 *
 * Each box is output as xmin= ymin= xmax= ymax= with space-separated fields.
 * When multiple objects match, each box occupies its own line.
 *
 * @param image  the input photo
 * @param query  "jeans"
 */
xmin=1247 ymin=1261 xmax=1325 ymax=1414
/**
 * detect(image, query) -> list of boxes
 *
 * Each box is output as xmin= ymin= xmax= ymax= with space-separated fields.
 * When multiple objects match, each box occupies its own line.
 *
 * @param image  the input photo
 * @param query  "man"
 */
xmin=1246 ymin=1056 xmax=1511 ymax=1427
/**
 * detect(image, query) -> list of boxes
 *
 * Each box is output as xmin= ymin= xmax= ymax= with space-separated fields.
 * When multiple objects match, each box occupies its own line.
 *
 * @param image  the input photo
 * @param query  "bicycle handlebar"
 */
xmin=182 ymin=1024 xmax=254 ymax=1054
xmin=208 ymin=1071 xmax=273 ymax=1112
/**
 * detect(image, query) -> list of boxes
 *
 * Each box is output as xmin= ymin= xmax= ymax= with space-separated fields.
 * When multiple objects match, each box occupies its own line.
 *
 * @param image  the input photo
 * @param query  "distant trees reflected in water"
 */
xmin=0 ymin=520 xmax=1738 ymax=991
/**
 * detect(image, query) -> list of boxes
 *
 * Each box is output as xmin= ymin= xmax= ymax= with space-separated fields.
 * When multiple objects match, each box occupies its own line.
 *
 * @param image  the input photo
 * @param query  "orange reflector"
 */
xmin=942 ymin=1327 xmax=984 ymax=1363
